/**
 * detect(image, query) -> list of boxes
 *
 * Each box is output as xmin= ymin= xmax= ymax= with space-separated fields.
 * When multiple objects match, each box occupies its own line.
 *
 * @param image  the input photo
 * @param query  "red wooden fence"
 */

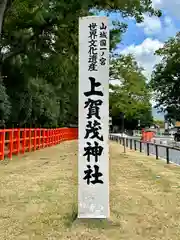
xmin=0 ymin=128 xmax=78 ymax=160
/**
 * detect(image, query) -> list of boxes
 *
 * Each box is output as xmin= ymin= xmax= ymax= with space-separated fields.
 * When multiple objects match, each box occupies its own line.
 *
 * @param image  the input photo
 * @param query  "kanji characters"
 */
xmin=88 ymin=22 xmax=98 ymax=72
xmin=84 ymin=120 xmax=103 ymax=141
xmin=84 ymin=98 xmax=102 ymax=120
xmin=84 ymin=77 xmax=103 ymax=97
xmin=99 ymin=22 xmax=107 ymax=65
xmin=83 ymin=141 xmax=103 ymax=162
xmin=83 ymin=165 xmax=104 ymax=185
xmin=82 ymin=20 xmax=108 ymax=185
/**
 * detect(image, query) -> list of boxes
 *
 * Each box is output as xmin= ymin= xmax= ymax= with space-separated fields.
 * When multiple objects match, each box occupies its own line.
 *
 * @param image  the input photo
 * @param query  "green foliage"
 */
xmin=0 ymin=0 xmax=159 ymax=127
xmin=154 ymin=120 xmax=164 ymax=128
xmin=0 ymin=80 xmax=11 ymax=125
xmin=150 ymin=32 xmax=180 ymax=122
xmin=110 ymin=55 xmax=153 ymax=128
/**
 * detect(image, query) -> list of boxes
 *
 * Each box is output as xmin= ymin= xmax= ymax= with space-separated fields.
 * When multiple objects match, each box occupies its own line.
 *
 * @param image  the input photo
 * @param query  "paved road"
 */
xmin=110 ymin=134 xmax=180 ymax=165
xmin=133 ymin=141 xmax=180 ymax=165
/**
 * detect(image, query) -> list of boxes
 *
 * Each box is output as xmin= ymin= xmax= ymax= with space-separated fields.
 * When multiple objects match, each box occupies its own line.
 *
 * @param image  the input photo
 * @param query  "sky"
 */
xmin=98 ymin=0 xmax=180 ymax=120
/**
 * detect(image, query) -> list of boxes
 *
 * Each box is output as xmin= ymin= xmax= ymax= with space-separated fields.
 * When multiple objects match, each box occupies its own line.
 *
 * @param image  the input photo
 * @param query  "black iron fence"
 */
xmin=109 ymin=134 xmax=180 ymax=165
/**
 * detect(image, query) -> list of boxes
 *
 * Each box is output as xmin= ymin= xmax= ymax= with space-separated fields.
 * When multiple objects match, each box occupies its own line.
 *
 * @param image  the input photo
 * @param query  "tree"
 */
xmin=153 ymin=120 xmax=164 ymax=128
xmin=0 ymin=0 xmax=13 ymax=124
xmin=110 ymin=54 xmax=153 ymax=129
xmin=0 ymin=0 xmax=160 ymax=127
xmin=150 ymin=32 xmax=180 ymax=122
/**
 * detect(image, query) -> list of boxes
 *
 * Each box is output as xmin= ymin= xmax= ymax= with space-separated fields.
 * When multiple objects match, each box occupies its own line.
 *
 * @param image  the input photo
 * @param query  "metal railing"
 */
xmin=110 ymin=134 xmax=180 ymax=166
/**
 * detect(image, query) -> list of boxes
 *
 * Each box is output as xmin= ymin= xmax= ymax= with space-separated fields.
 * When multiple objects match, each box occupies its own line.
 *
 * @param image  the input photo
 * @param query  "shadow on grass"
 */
xmin=72 ymin=218 xmax=120 ymax=229
xmin=0 ymin=153 xmax=30 ymax=165
xmin=64 ymin=203 xmax=120 ymax=229
xmin=0 ymin=157 xmax=10 ymax=165
xmin=64 ymin=203 xmax=78 ymax=228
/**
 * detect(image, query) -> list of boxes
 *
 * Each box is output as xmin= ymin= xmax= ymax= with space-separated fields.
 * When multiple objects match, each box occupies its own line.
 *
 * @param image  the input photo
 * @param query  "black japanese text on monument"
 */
xmin=83 ymin=22 xmax=105 ymax=185
xmin=83 ymin=77 xmax=104 ymax=185
xmin=88 ymin=22 xmax=98 ymax=71
xmin=99 ymin=22 xmax=107 ymax=66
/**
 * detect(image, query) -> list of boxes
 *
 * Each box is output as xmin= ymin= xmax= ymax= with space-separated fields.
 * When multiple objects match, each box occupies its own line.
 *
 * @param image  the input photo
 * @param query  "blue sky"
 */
xmin=97 ymin=0 xmax=180 ymax=120
xmin=96 ymin=0 xmax=180 ymax=79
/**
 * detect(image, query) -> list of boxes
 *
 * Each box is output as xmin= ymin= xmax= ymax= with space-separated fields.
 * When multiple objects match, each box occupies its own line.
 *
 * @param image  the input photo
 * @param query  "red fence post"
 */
xmin=28 ymin=129 xmax=31 ymax=152
xmin=61 ymin=129 xmax=63 ymax=142
xmin=21 ymin=129 xmax=26 ymax=154
xmin=8 ymin=130 xmax=13 ymax=159
xmin=59 ymin=129 xmax=61 ymax=143
xmin=65 ymin=128 xmax=67 ymax=141
xmin=64 ymin=128 xmax=66 ymax=141
xmin=51 ymin=129 xmax=53 ymax=146
xmin=38 ymin=128 xmax=41 ymax=149
xmin=56 ymin=129 xmax=57 ymax=144
xmin=55 ymin=129 xmax=57 ymax=144
xmin=62 ymin=129 xmax=64 ymax=141
xmin=37 ymin=128 xmax=39 ymax=149
xmin=42 ymin=129 xmax=45 ymax=148
xmin=17 ymin=129 xmax=20 ymax=155
xmin=40 ymin=129 xmax=42 ymax=149
xmin=46 ymin=129 xmax=48 ymax=147
xmin=36 ymin=128 xmax=38 ymax=149
xmin=66 ymin=128 xmax=69 ymax=141
xmin=48 ymin=129 xmax=50 ymax=146
xmin=34 ymin=129 xmax=37 ymax=151
xmin=49 ymin=129 xmax=51 ymax=146
xmin=53 ymin=129 xmax=55 ymax=145
xmin=62 ymin=129 xmax=64 ymax=142
xmin=45 ymin=129 xmax=47 ymax=147
xmin=51 ymin=129 xmax=54 ymax=146
xmin=54 ymin=129 xmax=56 ymax=144
xmin=25 ymin=129 xmax=27 ymax=152
xmin=69 ymin=128 xmax=72 ymax=140
xmin=13 ymin=129 xmax=17 ymax=155
xmin=47 ymin=129 xmax=49 ymax=146
xmin=67 ymin=128 xmax=69 ymax=140
xmin=58 ymin=129 xmax=60 ymax=143
xmin=44 ymin=129 xmax=47 ymax=147
xmin=0 ymin=130 xmax=5 ymax=160
xmin=38 ymin=128 xmax=40 ymax=149
xmin=49 ymin=129 xmax=50 ymax=146
xmin=54 ymin=129 xmax=56 ymax=145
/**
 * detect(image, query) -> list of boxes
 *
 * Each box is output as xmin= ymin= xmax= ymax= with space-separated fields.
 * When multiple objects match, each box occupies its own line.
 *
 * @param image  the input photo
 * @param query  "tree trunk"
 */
xmin=0 ymin=0 xmax=8 ymax=38
xmin=0 ymin=0 xmax=8 ymax=79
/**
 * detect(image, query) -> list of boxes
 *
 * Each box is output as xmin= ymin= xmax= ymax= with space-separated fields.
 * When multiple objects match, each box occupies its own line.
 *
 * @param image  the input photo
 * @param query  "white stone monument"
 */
xmin=78 ymin=16 xmax=109 ymax=218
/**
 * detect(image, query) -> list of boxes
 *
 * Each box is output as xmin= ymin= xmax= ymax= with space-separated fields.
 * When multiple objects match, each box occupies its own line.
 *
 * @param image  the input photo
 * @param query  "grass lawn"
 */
xmin=0 ymin=140 xmax=180 ymax=239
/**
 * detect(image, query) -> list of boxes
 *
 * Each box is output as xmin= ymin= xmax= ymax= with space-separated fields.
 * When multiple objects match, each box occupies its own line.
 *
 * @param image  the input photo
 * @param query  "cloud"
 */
xmin=164 ymin=16 xmax=172 ymax=26
xmin=120 ymin=38 xmax=164 ymax=79
xmin=161 ymin=16 xmax=178 ymax=39
xmin=136 ymin=14 xmax=162 ymax=35
xmin=152 ymin=0 xmax=162 ymax=8
xmin=136 ymin=13 xmax=177 ymax=40
xmin=152 ymin=0 xmax=180 ymax=19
